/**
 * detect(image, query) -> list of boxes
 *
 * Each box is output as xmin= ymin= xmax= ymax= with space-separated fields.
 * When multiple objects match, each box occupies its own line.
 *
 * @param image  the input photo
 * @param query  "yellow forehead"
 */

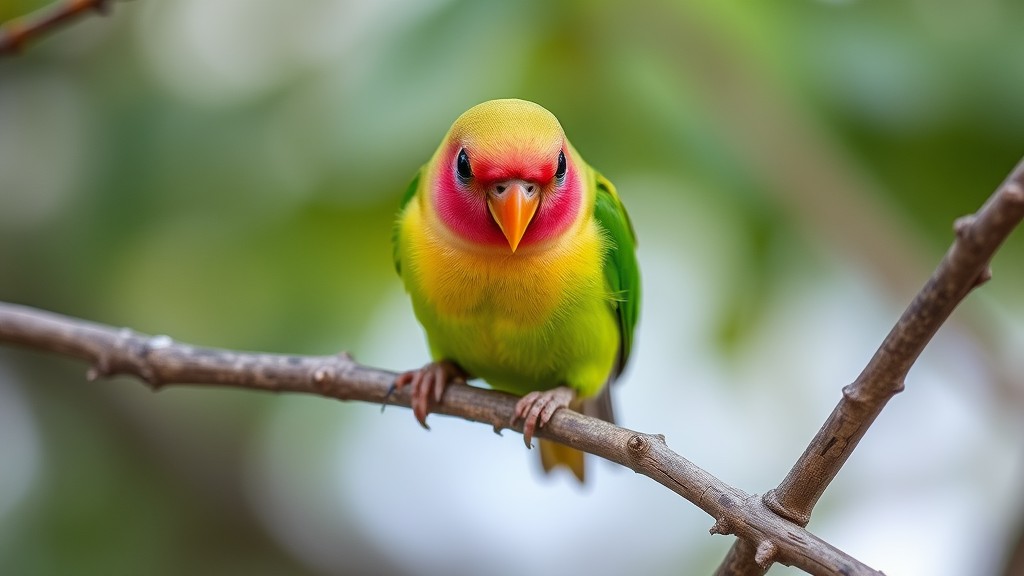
xmin=447 ymin=99 xmax=565 ymax=152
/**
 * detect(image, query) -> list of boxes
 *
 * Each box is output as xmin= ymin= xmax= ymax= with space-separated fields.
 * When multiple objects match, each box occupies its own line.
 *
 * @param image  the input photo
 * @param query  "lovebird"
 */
xmin=392 ymin=99 xmax=639 ymax=481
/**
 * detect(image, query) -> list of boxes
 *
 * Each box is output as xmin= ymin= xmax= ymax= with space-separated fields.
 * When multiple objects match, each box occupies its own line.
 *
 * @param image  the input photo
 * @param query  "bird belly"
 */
xmin=436 ymin=297 xmax=617 ymax=398
xmin=404 ymin=225 xmax=618 ymax=398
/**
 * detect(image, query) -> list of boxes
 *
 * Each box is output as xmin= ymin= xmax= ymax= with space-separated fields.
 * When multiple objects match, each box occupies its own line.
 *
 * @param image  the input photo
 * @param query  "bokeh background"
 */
xmin=2 ymin=1 xmax=1023 ymax=574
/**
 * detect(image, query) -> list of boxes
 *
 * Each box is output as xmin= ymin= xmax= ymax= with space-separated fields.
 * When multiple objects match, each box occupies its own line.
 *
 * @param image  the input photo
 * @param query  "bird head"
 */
xmin=428 ymin=99 xmax=584 ymax=253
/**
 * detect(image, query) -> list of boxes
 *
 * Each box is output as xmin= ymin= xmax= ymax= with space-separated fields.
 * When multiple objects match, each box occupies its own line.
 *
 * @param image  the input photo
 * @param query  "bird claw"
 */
xmin=393 ymin=360 xmax=467 ymax=429
xmin=510 ymin=386 xmax=575 ymax=448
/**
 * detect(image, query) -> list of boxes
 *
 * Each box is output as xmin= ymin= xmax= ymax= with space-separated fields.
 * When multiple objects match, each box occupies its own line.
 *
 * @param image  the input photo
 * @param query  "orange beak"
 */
xmin=487 ymin=181 xmax=540 ymax=253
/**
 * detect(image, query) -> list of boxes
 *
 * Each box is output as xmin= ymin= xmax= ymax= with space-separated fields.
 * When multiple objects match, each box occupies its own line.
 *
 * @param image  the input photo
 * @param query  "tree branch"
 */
xmin=715 ymin=160 xmax=1024 ymax=574
xmin=1002 ymin=500 xmax=1024 ymax=576
xmin=0 ymin=301 xmax=881 ymax=576
xmin=2 ymin=160 xmax=1021 ymax=576
xmin=0 ymin=0 xmax=114 ymax=56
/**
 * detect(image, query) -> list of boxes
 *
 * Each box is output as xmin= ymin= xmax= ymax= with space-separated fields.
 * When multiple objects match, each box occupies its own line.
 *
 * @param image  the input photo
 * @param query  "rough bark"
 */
xmin=0 ymin=300 xmax=880 ymax=575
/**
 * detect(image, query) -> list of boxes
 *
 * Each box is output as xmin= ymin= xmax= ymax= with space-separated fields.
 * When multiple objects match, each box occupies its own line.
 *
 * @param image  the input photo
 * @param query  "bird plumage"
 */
xmin=393 ymin=99 xmax=639 ymax=481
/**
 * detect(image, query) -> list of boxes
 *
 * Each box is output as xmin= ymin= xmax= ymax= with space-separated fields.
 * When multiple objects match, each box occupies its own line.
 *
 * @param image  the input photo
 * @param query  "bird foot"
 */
xmin=394 ymin=360 xmax=467 ymax=429
xmin=511 ymin=386 xmax=575 ymax=448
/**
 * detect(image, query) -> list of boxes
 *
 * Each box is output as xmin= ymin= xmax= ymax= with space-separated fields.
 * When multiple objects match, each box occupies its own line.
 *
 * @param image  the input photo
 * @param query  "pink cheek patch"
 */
xmin=520 ymin=164 xmax=581 ymax=247
xmin=430 ymin=143 xmax=582 ymax=250
xmin=432 ymin=171 xmax=508 ymax=247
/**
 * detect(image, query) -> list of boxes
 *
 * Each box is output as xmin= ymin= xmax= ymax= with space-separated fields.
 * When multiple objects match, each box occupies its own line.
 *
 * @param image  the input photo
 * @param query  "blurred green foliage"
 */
xmin=1 ymin=1 xmax=1023 ymax=575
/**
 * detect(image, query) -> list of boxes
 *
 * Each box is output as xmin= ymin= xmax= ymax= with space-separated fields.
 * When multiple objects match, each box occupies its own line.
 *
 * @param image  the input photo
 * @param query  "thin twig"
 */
xmin=1002 ymin=502 xmax=1024 ymax=576
xmin=0 ymin=301 xmax=881 ymax=576
xmin=0 ymin=0 xmax=114 ymax=56
xmin=715 ymin=161 xmax=1024 ymax=574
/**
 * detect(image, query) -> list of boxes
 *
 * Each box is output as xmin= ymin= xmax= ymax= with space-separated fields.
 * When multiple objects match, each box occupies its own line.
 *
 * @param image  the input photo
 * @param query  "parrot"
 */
xmin=391 ymin=98 xmax=639 ymax=482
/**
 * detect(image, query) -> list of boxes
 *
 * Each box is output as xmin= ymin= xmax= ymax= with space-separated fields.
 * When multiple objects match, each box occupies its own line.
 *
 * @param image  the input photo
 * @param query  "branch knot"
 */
xmin=754 ymin=540 xmax=778 ymax=568
xmin=954 ymin=214 xmax=976 ymax=240
xmin=627 ymin=434 xmax=650 ymax=460
xmin=1005 ymin=180 xmax=1024 ymax=203
xmin=312 ymin=365 xmax=335 ymax=393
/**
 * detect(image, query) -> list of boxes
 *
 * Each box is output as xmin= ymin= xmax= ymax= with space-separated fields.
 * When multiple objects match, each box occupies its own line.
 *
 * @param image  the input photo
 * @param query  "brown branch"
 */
xmin=1 ymin=162 xmax=1020 ymax=576
xmin=715 ymin=160 xmax=1024 ymax=574
xmin=0 ymin=0 xmax=114 ymax=56
xmin=0 ymin=301 xmax=882 ymax=576
xmin=1002 ymin=498 xmax=1024 ymax=576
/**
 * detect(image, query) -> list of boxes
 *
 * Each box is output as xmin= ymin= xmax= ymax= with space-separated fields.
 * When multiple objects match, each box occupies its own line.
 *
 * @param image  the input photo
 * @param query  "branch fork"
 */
xmin=716 ymin=159 xmax=1024 ymax=573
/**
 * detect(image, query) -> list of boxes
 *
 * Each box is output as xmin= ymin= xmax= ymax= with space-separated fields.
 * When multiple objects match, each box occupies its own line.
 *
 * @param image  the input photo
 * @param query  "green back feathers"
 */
xmin=592 ymin=172 xmax=640 ymax=379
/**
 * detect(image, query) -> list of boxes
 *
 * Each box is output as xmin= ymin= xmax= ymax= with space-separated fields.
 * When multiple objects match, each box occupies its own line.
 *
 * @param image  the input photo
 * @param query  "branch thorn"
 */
xmin=754 ymin=540 xmax=778 ymax=568
xmin=1005 ymin=180 xmax=1024 ymax=203
xmin=709 ymin=517 xmax=732 ymax=535
xmin=973 ymin=266 xmax=993 ymax=288
xmin=142 ymin=372 xmax=164 ymax=391
xmin=86 ymin=356 xmax=111 ymax=381
xmin=312 ymin=366 xmax=334 ymax=393
xmin=954 ymin=215 xmax=976 ymax=239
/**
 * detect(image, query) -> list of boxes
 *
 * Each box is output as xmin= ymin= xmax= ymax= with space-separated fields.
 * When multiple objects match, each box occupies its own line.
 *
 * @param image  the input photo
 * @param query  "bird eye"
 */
xmin=456 ymin=148 xmax=473 ymax=180
xmin=555 ymin=150 xmax=567 ymax=180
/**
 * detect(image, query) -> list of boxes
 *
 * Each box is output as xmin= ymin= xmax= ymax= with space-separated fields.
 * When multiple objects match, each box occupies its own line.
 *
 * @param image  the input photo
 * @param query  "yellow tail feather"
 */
xmin=539 ymin=439 xmax=586 ymax=483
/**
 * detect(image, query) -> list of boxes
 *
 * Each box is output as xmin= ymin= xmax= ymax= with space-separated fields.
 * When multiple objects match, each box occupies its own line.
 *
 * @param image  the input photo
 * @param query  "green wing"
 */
xmin=392 ymin=170 xmax=422 ymax=276
xmin=592 ymin=171 xmax=640 ymax=380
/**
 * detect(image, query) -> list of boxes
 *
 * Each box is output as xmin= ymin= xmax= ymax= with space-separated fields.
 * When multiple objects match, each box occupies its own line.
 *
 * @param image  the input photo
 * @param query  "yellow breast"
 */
xmin=401 ymin=196 xmax=605 ymax=325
